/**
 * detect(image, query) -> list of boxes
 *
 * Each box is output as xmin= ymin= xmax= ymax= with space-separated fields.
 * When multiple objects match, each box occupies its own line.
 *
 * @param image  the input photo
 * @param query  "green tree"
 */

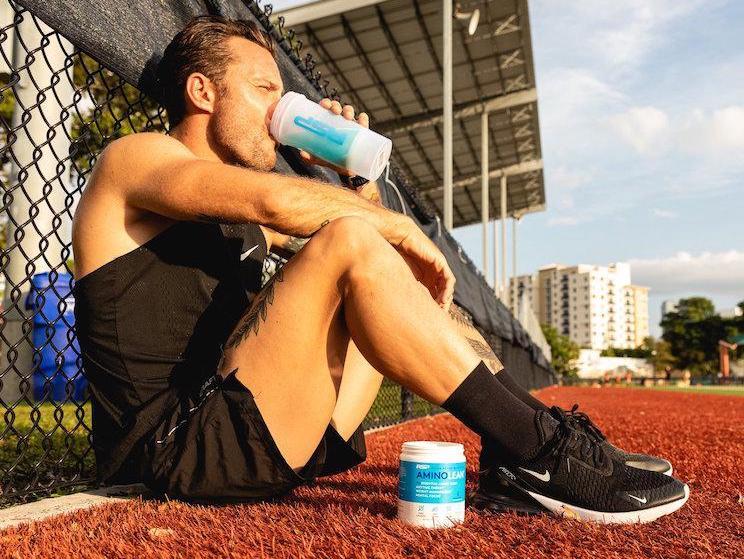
xmin=541 ymin=324 xmax=580 ymax=378
xmin=600 ymin=345 xmax=651 ymax=358
xmin=70 ymin=53 xmax=167 ymax=173
xmin=736 ymin=300 xmax=744 ymax=332
xmin=1 ymin=72 xmax=16 ymax=253
xmin=661 ymin=297 xmax=737 ymax=375
xmin=641 ymin=336 xmax=676 ymax=372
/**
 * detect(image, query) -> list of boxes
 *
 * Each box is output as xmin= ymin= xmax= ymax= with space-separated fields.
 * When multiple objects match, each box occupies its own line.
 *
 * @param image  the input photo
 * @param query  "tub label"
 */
xmin=398 ymin=460 xmax=466 ymax=504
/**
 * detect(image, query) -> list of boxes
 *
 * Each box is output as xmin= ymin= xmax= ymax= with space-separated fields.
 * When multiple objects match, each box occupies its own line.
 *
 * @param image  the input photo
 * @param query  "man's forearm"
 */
xmin=171 ymin=160 xmax=408 ymax=243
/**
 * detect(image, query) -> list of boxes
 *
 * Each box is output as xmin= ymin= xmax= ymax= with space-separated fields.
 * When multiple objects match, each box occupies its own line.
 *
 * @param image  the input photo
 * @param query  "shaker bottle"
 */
xmin=269 ymin=92 xmax=392 ymax=181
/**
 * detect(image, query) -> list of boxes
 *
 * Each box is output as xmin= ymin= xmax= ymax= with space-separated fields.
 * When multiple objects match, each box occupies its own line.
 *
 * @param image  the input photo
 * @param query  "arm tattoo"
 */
xmin=466 ymin=337 xmax=504 ymax=374
xmin=197 ymin=212 xmax=238 ymax=225
xmin=312 ymin=219 xmax=331 ymax=235
xmin=223 ymin=265 xmax=284 ymax=350
xmin=358 ymin=182 xmax=382 ymax=206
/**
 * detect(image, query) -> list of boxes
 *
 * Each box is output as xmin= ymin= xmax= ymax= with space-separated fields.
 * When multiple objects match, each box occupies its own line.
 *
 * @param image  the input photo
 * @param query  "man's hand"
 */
xmin=298 ymin=98 xmax=368 ymax=177
xmin=393 ymin=218 xmax=456 ymax=312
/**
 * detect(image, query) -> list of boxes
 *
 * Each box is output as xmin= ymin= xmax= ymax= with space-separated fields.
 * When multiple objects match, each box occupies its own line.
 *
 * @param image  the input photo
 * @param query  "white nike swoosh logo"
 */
xmin=627 ymin=494 xmax=647 ymax=504
xmin=519 ymin=467 xmax=550 ymax=482
xmin=240 ymin=244 xmax=260 ymax=261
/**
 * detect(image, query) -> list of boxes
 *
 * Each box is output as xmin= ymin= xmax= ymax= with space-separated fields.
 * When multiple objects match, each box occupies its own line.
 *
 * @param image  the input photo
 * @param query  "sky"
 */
xmin=452 ymin=0 xmax=744 ymax=335
xmin=277 ymin=0 xmax=744 ymax=336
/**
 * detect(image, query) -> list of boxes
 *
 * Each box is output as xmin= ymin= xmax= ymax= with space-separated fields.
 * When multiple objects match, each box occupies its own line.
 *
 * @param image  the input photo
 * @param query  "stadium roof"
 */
xmin=274 ymin=0 xmax=546 ymax=228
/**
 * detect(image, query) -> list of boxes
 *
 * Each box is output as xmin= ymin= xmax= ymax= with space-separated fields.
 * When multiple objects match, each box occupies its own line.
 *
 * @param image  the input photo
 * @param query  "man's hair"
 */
xmin=157 ymin=15 xmax=277 ymax=127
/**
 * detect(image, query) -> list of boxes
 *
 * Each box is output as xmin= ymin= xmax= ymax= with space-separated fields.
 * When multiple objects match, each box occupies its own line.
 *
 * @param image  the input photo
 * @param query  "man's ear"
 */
xmin=183 ymin=72 xmax=218 ymax=116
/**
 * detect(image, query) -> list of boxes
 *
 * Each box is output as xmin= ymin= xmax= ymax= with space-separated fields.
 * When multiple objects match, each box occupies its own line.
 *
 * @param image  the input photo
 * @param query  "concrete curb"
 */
xmin=0 ymin=484 xmax=149 ymax=531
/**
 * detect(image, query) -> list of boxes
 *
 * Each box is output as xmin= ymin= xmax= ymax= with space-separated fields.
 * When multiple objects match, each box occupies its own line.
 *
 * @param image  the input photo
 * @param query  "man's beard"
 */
xmin=209 ymin=117 xmax=275 ymax=171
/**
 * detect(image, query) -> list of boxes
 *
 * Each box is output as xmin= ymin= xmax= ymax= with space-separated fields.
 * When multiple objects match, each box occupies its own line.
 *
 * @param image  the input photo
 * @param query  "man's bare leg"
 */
xmin=329 ymin=338 xmax=383 ymax=441
xmin=330 ymin=305 xmax=500 ymax=441
xmin=218 ymin=216 xmax=479 ymax=469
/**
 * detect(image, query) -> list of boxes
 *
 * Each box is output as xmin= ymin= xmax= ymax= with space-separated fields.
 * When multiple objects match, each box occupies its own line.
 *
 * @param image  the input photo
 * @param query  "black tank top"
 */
xmin=73 ymin=220 xmax=267 ymax=483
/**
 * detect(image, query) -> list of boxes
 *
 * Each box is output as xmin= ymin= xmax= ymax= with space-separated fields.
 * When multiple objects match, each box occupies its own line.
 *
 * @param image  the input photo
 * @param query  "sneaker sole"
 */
xmin=525 ymin=484 xmax=690 ymax=524
xmin=470 ymin=490 xmax=545 ymax=516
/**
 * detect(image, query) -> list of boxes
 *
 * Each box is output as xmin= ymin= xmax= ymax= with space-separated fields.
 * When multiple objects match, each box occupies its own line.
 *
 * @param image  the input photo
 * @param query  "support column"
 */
xmin=481 ymin=111 xmax=489 ymax=279
xmin=512 ymin=216 xmax=519 ymax=312
xmin=442 ymin=0 xmax=453 ymax=231
xmin=493 ymin=219 xmax=499 ymax=295
xmin=500 ymin=174 xmax=507 ymax=302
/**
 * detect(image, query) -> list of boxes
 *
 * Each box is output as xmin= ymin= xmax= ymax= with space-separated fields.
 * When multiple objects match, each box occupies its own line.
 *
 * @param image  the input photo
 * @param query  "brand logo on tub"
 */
xmin=416 ymin=470 xmax=466 ymax=480
xmin=416 ymin=464 xmax=430 ymax=470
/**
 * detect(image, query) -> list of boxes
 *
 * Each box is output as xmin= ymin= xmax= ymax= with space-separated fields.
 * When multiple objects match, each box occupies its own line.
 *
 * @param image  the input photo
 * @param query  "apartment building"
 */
xmin=510 ymin=263 xmax=649 ymax=350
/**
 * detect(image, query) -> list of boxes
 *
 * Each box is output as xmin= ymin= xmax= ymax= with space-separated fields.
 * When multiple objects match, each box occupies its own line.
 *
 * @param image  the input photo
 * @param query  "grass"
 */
xmin=364 ymin=379 xmax=441 ymax=429
xmin=0 ymin=401 xmax=95 ymax=506
xmin=619 ymin=383 xmax=744 ymax=397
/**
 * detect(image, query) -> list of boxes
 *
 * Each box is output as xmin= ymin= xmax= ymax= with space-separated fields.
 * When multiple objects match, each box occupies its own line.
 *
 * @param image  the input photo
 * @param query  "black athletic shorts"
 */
xmin=143 ymin=369 xmax=367 ymax=504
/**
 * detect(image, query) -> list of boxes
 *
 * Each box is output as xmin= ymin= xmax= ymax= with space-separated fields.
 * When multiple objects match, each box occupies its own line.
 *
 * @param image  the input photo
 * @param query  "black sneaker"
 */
xmin=472 ymin=411 xmax=689 ymax=524
xmin=551 ymin=404 xmax=673 ymax=475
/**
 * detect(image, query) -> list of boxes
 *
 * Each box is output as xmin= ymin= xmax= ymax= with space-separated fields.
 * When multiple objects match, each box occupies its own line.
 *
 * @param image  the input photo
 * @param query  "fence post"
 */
xmin=1 ymin=13 xmax=74 ymax=404
xmin=401 ymin=386 xmax=414 ymax=420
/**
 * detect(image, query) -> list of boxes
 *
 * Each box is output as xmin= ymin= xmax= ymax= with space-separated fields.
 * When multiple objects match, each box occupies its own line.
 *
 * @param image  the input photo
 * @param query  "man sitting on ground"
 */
xmin=72 ymin=15 xmax=688 ymax=523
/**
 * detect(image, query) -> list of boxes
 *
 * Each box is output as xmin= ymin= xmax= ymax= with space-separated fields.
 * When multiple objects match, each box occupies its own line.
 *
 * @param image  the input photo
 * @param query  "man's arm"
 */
xmin=104 ymin=133 xmax=407 ymax=243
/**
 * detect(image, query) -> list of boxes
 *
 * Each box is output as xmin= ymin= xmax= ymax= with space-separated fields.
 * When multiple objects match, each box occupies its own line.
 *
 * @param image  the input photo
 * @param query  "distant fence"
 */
xmin=0 ymin=0 xmax=553 ymax=506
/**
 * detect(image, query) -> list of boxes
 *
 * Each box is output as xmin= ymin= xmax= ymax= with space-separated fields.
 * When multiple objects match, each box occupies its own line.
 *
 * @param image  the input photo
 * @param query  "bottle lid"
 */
xmin=345 ymin=127 xmax=392 ymax=181
xmin=269 ymin=91 xmax=306 ymax=143
xmin=401 ymin=441 xmax=464 ymax=459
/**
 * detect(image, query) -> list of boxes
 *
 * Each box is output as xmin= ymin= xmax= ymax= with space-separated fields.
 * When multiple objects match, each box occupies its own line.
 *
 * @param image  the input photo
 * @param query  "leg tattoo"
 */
xmin=224 ymin=265 xmax=285 ymax=350
xmin=466 ymin=337 xmax=504 ymax=375
xmin=448 ymin=304 xmax=504 ymax=373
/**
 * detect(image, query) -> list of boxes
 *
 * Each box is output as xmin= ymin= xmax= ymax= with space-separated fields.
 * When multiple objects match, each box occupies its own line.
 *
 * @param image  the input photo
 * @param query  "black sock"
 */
xmin=442 ymin=361 xmax=553 ymax=463
xmin=495 ymin=370 xmax=550 ymax=413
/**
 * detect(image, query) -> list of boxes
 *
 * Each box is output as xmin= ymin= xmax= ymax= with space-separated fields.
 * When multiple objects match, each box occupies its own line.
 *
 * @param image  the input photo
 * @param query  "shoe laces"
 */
xmin=549 ymin=410 xmax=608 ymax=470
xmin=552 ymin=404 xmax=606 ymax=443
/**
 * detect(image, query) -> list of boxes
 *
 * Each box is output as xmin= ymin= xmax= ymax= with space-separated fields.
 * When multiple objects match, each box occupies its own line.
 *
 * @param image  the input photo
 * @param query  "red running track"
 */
xmin=1 ymin=386 xmax=742 ymax=559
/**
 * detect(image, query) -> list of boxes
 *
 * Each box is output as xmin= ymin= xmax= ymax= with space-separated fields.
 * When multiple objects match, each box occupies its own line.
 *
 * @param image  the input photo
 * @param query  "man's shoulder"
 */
xmin=101 ymin=132 xmax=189 ymax=167
xmin=90 ymin=132 xmax=195 ymax=197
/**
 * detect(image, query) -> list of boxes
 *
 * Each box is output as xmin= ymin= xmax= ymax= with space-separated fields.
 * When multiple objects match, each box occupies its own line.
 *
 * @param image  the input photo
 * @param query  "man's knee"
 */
xmin=307 ymin=216 xmax=388 ymax=265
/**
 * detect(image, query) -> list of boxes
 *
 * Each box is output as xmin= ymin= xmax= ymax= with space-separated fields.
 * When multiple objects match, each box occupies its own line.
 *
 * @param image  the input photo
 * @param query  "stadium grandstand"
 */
xmin=0 ymin=0 xmax=552 ymax=507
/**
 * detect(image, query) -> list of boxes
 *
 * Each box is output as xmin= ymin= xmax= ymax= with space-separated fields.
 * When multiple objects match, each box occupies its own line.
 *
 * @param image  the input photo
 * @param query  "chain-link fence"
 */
xmin=0 ymin=0 xmax=173 ymax=505
xmin=0 ymin=0 xmax=446 ymax=506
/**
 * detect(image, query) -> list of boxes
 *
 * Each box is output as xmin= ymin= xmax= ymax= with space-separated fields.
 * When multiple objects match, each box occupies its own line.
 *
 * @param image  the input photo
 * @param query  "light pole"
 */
xmin=481 ymin=111 xmax=489 ymax=279
xmin=442 ymin=0 xmax=453 ymax=231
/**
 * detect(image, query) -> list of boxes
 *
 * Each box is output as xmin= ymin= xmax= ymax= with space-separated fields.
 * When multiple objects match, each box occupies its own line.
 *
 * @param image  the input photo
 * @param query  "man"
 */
xmin=72 ymin=16 xmax=688 ymax=523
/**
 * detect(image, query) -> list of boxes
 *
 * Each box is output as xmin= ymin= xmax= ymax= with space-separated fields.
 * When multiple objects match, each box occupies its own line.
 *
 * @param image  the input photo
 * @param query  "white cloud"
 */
xmin=606 ymin=104 xmax=744 ymax=179
xmin=539 ymin=68 xmax=625 ymax=127
xmin=679 ymin=106 xmax=744 ymax=154
xmin=608 ymin=106 xmax=670 ymax=155
xmin=537 ymin=68 xmax=626 ymax=159
xmin=652 ymin=208 xmax=677 ymax=219
xmin=534 ymin=0 xmax=714 ymax=74
xmin=629 ymin=250 xmax=744 ymax=296
xmin=546 ymin=167 xmax=596 ymax=210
